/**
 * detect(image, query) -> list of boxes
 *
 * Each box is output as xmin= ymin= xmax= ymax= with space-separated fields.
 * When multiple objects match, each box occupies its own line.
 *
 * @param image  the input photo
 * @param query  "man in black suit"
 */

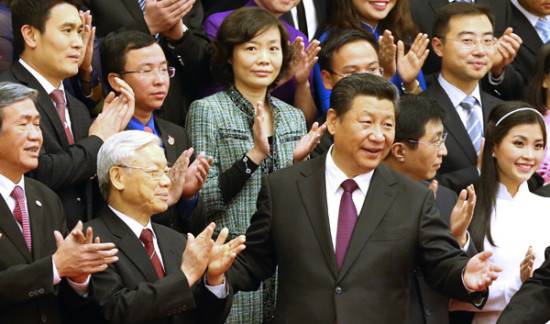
xmin=421 ymin=3 xmax=502 ymax=193
xmin=84 ymin=0 xmax=210 ymax=127
xmin=100 ymin=30 xmax=212 ymax=233
xmin=0 ymin=81 xmax=118 ymax=323
xmin=281 ymin=0 xmax=331 ymax=40
xmin=86 ymin=130 xmax=244 ymax=323
xmin=1 ymin=0 xmax=134 ymax=228
xmin=226 ymin=73 xmax=501 ymax=323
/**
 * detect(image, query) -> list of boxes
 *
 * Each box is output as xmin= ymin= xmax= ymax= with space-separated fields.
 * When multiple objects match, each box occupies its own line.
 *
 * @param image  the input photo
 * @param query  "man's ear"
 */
xmin=432 ymin=37 xmax=444 ymax=58
xmin=21 ymin=25 xmax=38 ymax=49
xmin=390 ymin=142 xmax=406 ymax=162
xmin=326 ymin=108 xmax=339 ymax=136
xmin=107 ymin=73 xmax=123 ymax=92
xmin=110 ymin=167 xmax=126 ymax=191
xmin=321 ymin=69 xmax=334 ymax=90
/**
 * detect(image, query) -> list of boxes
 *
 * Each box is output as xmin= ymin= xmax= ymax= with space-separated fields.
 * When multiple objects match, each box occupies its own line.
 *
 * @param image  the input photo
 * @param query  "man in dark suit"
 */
xmin=496 ymin=246 xmax=550 ymax=324
xmin=281 ymin=0 xmax=331 ymax=40
xmin=1 ymin=0 xmax=134 ymax=228
xmin=0 ymin=81 xmax=119 ymax=323
xmin=421 ymin=3 xmax=501 ymax=193
xmin=84 ymin=0 xmax=210 ymax=127
xmin=100 ymin=30 xmax=212 ymax=233
xmin=86 ymin=130 xmax=244 ymax=323
xmin=226 ymin=73 xmax=501 ymax=323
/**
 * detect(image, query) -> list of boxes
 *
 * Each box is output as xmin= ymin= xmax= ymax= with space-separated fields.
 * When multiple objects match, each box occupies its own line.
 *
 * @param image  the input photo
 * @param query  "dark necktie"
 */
xmin=50 ymin=89 xmax=74 ymax=145
xmin=11 ymin=186 xmax=32 ymax=251
xmin=296 ymin=1 xmax=309 ymax=39
xmin=335 ymin=179 xmax=359 ymax=270
xmin=139 ymin=228 xmax=165 ymax=279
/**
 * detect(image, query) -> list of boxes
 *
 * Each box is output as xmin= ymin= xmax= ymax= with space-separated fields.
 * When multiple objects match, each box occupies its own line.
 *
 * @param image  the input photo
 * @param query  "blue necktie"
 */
xmin=460 ymin=96 xmax=482 ymax=154
xmin=535 ymin=18 xmax=550 ymax=44
xmin=138 ymin=0 xmax=145 ymax=13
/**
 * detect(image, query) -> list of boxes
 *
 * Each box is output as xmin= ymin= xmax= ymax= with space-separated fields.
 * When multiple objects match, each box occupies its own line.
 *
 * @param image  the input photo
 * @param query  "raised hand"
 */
xmin=520 ymin=246 xmax=536 ymax=283
xmin=52 ymin=221 xmax=119 ymax=283
xmin=181 ymin=223 xmax=215 ymax=286
xmin=464 ymin=250 xmax=502 ymax=291
xmin=397 ymin=33 xmax=429 ymax=93
xmin=292 ymin=38 xmax=321 ymax=85
xmin=247 ymin=101 xmax=270 ymax=164
xmin=293 ymin=122 xmax=327 ymax=163
xmin=167 ymin=148 xmax=192 ymax=206
xmin=88 ymin=77 xmax=135 ymax=140
xmin=206 ymin=228 xmax=246 ymax=286
xmin=78 ymin=10 xmax=95 ymax=75
xmin=450 ymin=185 xmax=476 ymax=248
xmin=490 ymin=27 xmax=522 ymax=77
xmin=144 ymin=0 xmax=194 ymax=38
xmin=378 ymin=30 xmax=397 ymax=80
xmin=181 ymin=151 xmax=213 ymax=200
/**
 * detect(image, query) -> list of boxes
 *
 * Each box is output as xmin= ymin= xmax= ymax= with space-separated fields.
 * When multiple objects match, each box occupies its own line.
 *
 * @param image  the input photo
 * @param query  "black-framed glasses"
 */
xmin=117 ymin=165 xmax=171 ymax=181
xmin=328 ymin=67 xmax=384 ymax=78
xmin=407 ymin=132 xmax=447 ymax=148
xmin=119 ymin=67 xmax=176 ymax=80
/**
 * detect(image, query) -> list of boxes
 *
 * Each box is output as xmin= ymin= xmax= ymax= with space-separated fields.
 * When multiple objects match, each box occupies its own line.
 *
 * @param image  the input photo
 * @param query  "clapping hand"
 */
xmin=293 ymin=122 xmax=327 ymax=163
xmin=206 ymin=228 xmax=246 ymax=286
xmin=490 ymin=27 xmax=522 ymax=77
xmin=450 ymin=185 xmax=476 ymax=248
xmin=397 ymin=33 xmax=429 ymax=93
xmin=520 ymin=246 xmax=536 ymax=283
xmin=181 ymin=223 xmax=215 ymax=286
xmin=464 ymin=251 xmax=502 ymax=291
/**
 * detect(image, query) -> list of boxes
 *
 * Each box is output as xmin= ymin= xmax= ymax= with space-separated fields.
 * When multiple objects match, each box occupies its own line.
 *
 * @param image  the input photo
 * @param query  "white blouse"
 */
xmin=450 ymin=182 xmax=550 ymax=324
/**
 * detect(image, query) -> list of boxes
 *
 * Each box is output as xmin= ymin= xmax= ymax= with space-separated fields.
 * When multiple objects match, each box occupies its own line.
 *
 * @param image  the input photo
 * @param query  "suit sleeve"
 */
xmin=496 ymin=246 xmax=550 ymax=324
xmin=481 ymin=65 xmax=525 ymax=101
xmin=436 ymin=165 xmax=480 ymax=194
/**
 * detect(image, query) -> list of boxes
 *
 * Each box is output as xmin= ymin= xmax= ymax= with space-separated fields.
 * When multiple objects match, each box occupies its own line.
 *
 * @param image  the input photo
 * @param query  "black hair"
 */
xmin=318 ymin=28 xmax=379 ymax=72
xmin=432 ymin=2 xmax=495 ymax=38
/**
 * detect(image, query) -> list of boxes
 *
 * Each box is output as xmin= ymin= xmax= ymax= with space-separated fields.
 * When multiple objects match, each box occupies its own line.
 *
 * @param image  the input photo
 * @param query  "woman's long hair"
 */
xmin=469 ymin=101 xmax=547 ymax=250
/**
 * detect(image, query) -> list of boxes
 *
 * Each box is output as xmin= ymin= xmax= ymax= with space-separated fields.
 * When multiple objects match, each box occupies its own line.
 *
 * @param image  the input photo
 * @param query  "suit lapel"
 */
xmin=11 ymin=62 xmax=70 ymax=147
xmin=511 ymin=5 xmax=542 ymax=56
xmin=102 ymin=209 xmax=161 ymax=282
xmin=480 ymin=91 xmax=497 ymax=125
xmin=154 ymin=224 xmax=181 ymax=275
xmin=337 ymin=165 xmax=398 ymax=280
xmin=0 ymin=185 xmax=32 ymax=262
xmin=25 ymin=180 xmax=49 ymax=261
xmin=66 ymin=94 xmax=89 ymax=142
xmin=122 ymin=0 xmax=150 ymax=34
xmin=155 ymin=119 xmax=178 ymax=164
xmin=433 ymin=81 xmax=478 ymax=164
xmin=296 ymin=156 xmax=338 ymax=277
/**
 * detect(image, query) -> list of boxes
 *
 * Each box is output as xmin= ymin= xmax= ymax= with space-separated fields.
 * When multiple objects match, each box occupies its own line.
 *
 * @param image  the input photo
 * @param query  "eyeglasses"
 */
xmin=407 ymin=132 xmax=447 ymax=148
xmin=328 ymin=67 xmax=384 ymax=78
xmin=119 ymin=67 xmax=176 ymax=80
xmin=443 ymin=37 xmax=497 ymax=49
xmin=117 ymin=165 xmax=171 ymax=181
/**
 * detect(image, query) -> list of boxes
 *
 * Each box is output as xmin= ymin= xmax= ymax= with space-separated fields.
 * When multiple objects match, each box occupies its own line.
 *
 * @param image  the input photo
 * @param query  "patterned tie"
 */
xmin=535 ymin=18 xmax=550 ymax=44
xmin=143 ymin=126 xmax=154 ymax=134
xmin=11 ymin=186 xmax=32 ymax=251
xmin=335 ymin=179 xmax=359 ymax=270
xmin=139 ymin=228 xmax=165 ymax=279
xmin=50 ymin=89 xmax=74 ymax=145
xmin=460 ymin=96 xmax=482 ymax=154
xmin=137 ymin=0 xmax=145 ymax=13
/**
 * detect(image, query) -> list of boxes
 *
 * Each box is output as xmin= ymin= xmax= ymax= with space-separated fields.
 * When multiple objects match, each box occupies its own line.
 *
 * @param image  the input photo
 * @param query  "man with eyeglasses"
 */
xmin=421 ymin=2 xmax=502 ymax=194
xmin=101 ymin=30 xmax=212 ymax=234
xmin=84 ymin=130 xmax=245 ymax=324
xmin=0 ymin=0 xmax=135 ymax=229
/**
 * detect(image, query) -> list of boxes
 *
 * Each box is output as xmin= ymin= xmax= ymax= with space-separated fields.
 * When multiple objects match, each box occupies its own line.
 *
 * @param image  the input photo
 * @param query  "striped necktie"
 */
xmin=11 ymin=186 xmax=32 ymax=251
xmin=460 ymin=96 xmax=482 ymax=154
xmin=138 ymin=0 xmax=145 ymax=13
xmin=535 ymin=18 xmax=550 ymax=44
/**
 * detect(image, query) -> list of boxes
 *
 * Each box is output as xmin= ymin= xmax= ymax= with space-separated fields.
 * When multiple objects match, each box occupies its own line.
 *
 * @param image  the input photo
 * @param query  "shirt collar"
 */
xmin=19 ymin=58 xmax=65 ymax=95
xmin=127 ymin=116 xmax=157 ymax=133
xmin=325 ymin=145 xmax=374 ymax=196
xmin=0 ymin=173 xmax=25 ymax=206
xmin=108 ymin=205 xmax=156 ymax=240
xmin=496 ymin=181 xmax=530 ymax=200
xmin=438 ymin=74 xmax=482 ymax=108
xmin=511 ymin=0 xmax=545 ymax=26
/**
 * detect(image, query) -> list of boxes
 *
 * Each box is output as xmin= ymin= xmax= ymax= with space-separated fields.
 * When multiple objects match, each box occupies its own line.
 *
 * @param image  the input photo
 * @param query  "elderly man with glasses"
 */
xmin=101 ymin=30 xmax=212 ymax=234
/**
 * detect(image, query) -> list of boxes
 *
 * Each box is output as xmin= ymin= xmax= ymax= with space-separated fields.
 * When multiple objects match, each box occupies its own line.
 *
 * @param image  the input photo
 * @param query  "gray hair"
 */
xmin=97 ymin=130 xmax=161 ymax=200
xmin=0 ymin=82 xmax=38 ymax=131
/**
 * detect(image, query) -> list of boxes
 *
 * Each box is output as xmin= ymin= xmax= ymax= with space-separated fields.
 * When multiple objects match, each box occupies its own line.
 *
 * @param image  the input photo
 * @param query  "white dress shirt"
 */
xmin=450 ymin=182 xmax=550 ymax=324
xmin=325 ymin=146 xmax=374 ymax=251
xmin=290 ymin=0 xmax=318 ymax=40
xmin=18 ymin=58 xmax=73 ymax=134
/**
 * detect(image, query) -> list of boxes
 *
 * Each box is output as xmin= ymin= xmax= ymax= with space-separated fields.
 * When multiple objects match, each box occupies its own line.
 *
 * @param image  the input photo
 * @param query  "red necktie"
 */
xmin=50 ymin=89 xmax=74 ymax=145
xmin=11 ymin=186 xmax=32 ymax=251
xmin=143 ymin=126 xmax=154 ymax=133
xmin=139 ymin=228 xmax=165 ymax=279
xmin=335 ymin=179 xmax=358 ymax=270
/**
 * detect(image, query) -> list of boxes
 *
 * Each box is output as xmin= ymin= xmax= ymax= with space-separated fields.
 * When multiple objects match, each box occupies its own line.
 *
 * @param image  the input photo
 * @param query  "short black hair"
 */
xmin=394 ymin=95 xmax=447 ymax=148
xmin=100 ymin=30 xmax=157 ymax=87
xmin=432 ymin=2 xmax=495 ymax=38
xmin=318 ymin=28 xmax=379 ymax=72
xmin=210 ymin=7 xmax=291 ymax=90
xmin=11 ymin=0 xmax=82 ymax=57
xmin=330 ymin=73 xmax=398 ymax=117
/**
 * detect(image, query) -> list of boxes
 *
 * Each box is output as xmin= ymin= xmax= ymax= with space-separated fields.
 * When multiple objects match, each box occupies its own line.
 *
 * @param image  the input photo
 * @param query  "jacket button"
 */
xmin=41 ymin=314 xmax=47 ymax=323
xmin=335 ymin=287 xmax=342 ymax=294
xmin=38 ymin=288 xmax=45 ymax=294
xmin=76 ymin=197 xmax=81 ymax=203
xmin=425 ymin=309 xmax=432 ymax=316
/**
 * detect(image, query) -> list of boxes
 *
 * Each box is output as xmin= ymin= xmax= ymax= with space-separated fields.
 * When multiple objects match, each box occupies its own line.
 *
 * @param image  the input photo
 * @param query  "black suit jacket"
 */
xmin=228 ymin=156 xmax=483 ymax=323
xmin=280 ymin=0 xmax=331 ymax=39
xmin=496 ymin=246 xmax=550 ymax=324
xmin=0 ymin=62 xmax=103 ymax=228
xmin=85 ymin=208 xmax=231 ymax=324
xmin=85 ymin=0 xmax=211 ymax=127
xmin=421 ymin=81 xmax=501 ymax=193
xmin=0 ymin=177 xmax=85 ymax=323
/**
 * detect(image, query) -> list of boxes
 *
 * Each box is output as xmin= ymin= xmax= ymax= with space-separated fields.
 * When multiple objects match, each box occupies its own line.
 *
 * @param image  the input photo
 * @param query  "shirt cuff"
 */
xmin=488 ymin=70 xmax=505 ymax=85
xmin=52 ymin=258 xmax=61 ymax=285
xmin=204 ymin=274 xmax=229 ymax=299
xmin=462 ymin=231 xmax=471 ymax=251
xmin=67 ymin=275 xmax=90 ymax=297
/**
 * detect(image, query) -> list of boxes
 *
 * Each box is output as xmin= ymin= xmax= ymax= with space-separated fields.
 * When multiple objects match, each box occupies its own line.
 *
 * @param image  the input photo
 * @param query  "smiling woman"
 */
xmin=450 ymin=101 xmax=550 ymax=323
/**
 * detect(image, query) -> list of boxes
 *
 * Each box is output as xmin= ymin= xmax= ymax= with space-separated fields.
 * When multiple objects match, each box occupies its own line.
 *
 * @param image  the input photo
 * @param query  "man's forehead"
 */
xmin=447 ymin=14 xmax=493 ymax=35
xmin=125 ymin=44 xmax=167 ymax=67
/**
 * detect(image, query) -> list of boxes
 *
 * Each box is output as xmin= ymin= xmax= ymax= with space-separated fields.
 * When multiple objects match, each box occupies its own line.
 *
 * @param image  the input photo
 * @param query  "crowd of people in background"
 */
xmin=2 ymin=0 xmax=550 ymax=323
